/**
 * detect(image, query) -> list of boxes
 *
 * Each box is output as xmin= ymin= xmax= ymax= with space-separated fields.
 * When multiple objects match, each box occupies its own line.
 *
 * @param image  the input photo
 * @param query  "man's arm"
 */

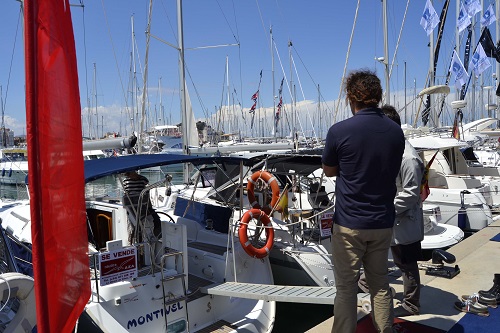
xmin=322 ymin=164 xmax=338 ymax=177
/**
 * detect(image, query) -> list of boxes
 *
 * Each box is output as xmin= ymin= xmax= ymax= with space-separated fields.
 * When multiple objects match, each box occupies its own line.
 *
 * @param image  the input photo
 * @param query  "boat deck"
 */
xmin=307 ymin=219 xmax=500 ymax=332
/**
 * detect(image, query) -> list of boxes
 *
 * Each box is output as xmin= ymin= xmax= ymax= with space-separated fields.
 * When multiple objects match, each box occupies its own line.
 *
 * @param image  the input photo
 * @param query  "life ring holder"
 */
xmin=246 ymin=170 xmax=281 ymax=215
xmin=238 ymin=208 xmax=274 ymax=259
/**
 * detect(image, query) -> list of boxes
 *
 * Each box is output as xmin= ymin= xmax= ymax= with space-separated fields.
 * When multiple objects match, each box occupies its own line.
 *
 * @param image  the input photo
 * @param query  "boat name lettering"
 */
xmin=126 ymin=302 xmax=183 ymax=329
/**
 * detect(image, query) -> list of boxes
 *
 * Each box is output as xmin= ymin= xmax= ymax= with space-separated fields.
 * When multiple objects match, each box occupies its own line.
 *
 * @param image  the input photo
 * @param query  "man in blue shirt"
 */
xmin=322 ymin=69 xmax=405 ymax=333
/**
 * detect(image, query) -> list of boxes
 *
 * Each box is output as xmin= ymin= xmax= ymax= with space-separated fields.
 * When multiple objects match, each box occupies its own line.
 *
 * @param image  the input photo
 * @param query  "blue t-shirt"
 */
xmin=322 ymin=108 xmax=405 ymax=229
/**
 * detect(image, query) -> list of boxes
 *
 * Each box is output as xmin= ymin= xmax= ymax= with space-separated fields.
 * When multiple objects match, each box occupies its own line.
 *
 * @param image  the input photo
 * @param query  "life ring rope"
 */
xmin=238 ymin=208 xmax=274 ymax=259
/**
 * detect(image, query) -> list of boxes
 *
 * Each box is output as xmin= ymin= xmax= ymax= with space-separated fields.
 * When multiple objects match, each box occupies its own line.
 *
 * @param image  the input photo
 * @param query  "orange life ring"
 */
xmin=238 ymin=208 xmax=274 ymax=258
xmin=247 ymin=170 xmax=281 ymax=215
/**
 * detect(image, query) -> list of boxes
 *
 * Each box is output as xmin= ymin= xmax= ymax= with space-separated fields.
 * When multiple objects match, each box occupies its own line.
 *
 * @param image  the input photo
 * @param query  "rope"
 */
xmin=334 ymin=0 xmax=360 ymax=123
xmin=389 ymin=0 xmax=410 ymax=79
xmin=80 ymin=1 xmax=91 ymax=138
xmin=100 ymin=0 xmax=131 ymax=129
xmin=290 ymin=56 xmax=317 ymax=144
xmin=1 ymin=6 xmax=22 ymax=114
xmin=0 ymin=275 xmax=11 ymax=313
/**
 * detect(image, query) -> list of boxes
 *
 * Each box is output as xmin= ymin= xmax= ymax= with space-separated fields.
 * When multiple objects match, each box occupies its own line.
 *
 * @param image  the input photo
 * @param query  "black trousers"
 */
xmin=391 ymin=241 xmax=422 ymax=313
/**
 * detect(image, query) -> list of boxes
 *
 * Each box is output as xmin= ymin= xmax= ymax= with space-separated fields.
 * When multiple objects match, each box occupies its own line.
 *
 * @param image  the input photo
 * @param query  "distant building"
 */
xmin=0 ymin=128 xmax=14 ymax=147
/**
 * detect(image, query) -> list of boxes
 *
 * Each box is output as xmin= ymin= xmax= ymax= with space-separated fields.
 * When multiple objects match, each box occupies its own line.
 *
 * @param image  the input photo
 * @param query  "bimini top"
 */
xmin=84 ymin=153 xmax=249 ymax=183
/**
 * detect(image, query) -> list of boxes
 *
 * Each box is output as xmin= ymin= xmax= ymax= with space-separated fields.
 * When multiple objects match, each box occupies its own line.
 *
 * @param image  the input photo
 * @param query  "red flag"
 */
xmin=249 ymin=102 xmax=257 ymax=114
xmin=251 ymin=90 xmax=259 ymax=102
xmin=452 ymin=110 xmax=462 ymax=140
xmin=420 ymin=151 xmax=439 ymax=202
xmin=452 ymin=118 xmax=460 ymax=139
xmin=24 ymin=1 xmax=90 ymax=332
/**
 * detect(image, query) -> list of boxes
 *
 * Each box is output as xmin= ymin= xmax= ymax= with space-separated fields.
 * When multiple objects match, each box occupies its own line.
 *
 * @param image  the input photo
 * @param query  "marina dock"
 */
xmin=307 ymin=219 xmax=500 ymax=332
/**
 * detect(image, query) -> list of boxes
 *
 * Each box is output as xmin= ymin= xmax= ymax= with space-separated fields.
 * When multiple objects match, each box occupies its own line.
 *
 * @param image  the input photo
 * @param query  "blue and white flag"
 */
xmin=481 ymin=4 xmax=497 ymax=28
xmin=420 ymin=0 xmax=440 ymax=36
xmin=464 ymin=0 xmax=482 ymax=17
xmin=458 ymin=3 xmax=472 ymax=33
xmin=470 ymin=43 xmax=491 ymax=77
xmin=449 ymin=50 xmax=469 ymax=89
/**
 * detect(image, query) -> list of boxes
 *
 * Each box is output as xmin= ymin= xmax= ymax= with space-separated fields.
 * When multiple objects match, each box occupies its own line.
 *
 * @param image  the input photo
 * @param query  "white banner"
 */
xmin=449 ymin=50 xmax=469 ymax=89
xmin=457 ymin=3 xmax=472 ymax=33
xmin=471 ymin=43 xmax=491 ymax=77
xmin=464 ymin=0 xmax=481 ymax=17
xmin=481 ymin=4 xmax=497 ymax=28
xmin=420 ymin=0 xmax=440 ymax=36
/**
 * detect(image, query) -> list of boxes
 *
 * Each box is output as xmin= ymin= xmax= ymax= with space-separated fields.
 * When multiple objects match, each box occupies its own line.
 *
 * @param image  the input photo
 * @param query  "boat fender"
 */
xmin=238 ymin=208 xmax=274 ymax=259
xmin=8 ymin=168 xmax=12 ymax=177
xmin=1 ymin=169 xmax=5 ymax=177
xmin=0 ymin=272 xmax=36 ymax=333
xmin=246 ymin=171 xmax=281 ymax=215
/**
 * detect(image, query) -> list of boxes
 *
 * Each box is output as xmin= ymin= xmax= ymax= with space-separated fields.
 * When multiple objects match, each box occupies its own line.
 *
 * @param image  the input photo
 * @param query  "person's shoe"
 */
xmin=461 ymin=293 xmax=498 ymax=308
xmin=357 ymin=285 xmax=369 ymax=294
xmin=478 ymin=273 xmax=500 ymax=305
xmin=393 ymin=304 xmax=419 ymax=317
xmin=454 ymin=299 xmax=489 ymax=316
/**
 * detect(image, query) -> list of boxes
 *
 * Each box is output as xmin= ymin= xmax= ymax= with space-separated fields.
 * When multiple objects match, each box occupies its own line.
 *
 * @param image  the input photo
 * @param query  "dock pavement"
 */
xmin=306 ymin=219 xmax=500 ymax=332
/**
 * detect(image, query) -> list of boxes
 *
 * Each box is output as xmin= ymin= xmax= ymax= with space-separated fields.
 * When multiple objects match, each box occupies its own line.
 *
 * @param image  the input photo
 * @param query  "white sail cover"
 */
xmin=185 ymin=83 xmax=199 ymax=147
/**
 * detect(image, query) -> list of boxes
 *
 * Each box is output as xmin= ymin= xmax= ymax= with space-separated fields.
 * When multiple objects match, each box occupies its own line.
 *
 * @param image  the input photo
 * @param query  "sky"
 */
xmin=0 ymin=0 xmax=498 ymax=140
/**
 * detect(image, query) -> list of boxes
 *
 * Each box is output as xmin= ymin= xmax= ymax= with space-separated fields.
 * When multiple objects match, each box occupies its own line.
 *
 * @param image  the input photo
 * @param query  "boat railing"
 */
xmin=405 ymin=127 xmax=456 ymax=140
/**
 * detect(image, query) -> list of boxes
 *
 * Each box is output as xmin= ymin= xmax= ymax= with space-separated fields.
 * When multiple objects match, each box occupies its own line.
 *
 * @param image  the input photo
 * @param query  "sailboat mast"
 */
xmin=288 ymin=40 xmax=295 ymax=146
xmin=496 ymin=1 xmax=500 ymax=127
xmin=93 ymin=62 xmax=98 ymax=138
xmin=226 ymin=55 xmax=231 ymax=135
xmin=317 ymin=84 xmax=321 ymax=141
xmin=271 ymin=26 xmax=276 ymax=142
xmin=382 ymin=0 xmax=390 ymax=105
xmin=159 ymin=77 xmax=163 ymax=125
xmin=428 ymin=0 xmax=436 ymax=126
xmin=177 ymin=0 xmax=190 ymax=182
xmin=139 ymin=0 xmax=154 ymax=154
xmin=131 ymin=15 xmax=137 ymax=135
xmin=1 ymin=85 xmax=5 ymax=147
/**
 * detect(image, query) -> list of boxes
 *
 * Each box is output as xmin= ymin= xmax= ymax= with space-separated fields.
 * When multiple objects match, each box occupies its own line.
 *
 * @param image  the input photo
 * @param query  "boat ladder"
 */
xmin=201 ymin=282 xmax=337 ymax=305
xmin=160 ymin=248 xmax=190 ymax=332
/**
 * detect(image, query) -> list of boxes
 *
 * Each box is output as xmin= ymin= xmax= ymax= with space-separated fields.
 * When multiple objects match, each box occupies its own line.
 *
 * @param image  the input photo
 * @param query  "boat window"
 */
xmin=200 ymin=167 xmax=217 ymax=187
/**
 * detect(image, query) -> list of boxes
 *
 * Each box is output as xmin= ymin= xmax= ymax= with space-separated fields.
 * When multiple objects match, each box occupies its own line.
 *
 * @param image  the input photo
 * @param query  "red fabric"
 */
xmin=452 ymin=117 xmax=460 ymax=139
xmin=420 ymin=151 xmax=439 ymax=202
xmin=356 ymin=314 xmax=446 ymax=333
xmin=24 ymin=1 xmax=90 ymax=332
xmin=420 ymin=180 xmax=431 ymax=202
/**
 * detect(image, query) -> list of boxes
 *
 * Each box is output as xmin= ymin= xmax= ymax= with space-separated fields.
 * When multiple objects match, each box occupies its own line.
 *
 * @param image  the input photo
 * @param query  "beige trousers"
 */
xmin=331 ymin=224 xmax=394 ymax=333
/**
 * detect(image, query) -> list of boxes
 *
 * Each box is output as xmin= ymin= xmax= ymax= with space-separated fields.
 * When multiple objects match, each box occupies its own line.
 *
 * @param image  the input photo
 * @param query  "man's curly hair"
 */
xmin=344 ymin=69 xmax=382 ymax=108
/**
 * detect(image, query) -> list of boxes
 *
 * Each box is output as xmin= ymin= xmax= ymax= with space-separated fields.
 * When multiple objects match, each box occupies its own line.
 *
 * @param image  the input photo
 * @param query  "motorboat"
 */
xmin=408 ymin=135 xmax=494 ymax=232
xmin=421 ymin=204 xmax=464 ymax=250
